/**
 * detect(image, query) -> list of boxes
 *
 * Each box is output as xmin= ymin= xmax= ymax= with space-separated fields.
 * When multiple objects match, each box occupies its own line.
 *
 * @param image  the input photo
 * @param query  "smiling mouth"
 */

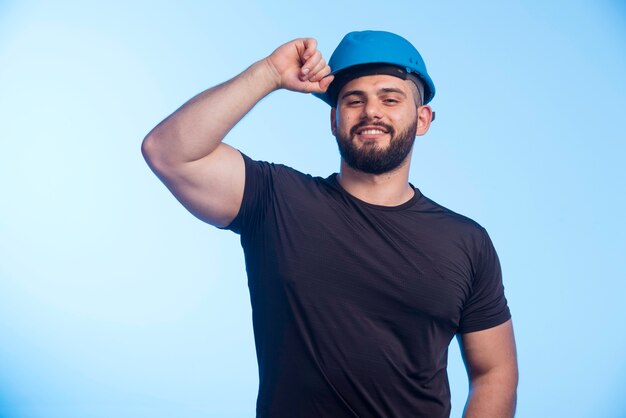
xmin=358 ymin=128 xmax=387 ymax=135
xmin=352 ymin=123 xmax=393 ymax=138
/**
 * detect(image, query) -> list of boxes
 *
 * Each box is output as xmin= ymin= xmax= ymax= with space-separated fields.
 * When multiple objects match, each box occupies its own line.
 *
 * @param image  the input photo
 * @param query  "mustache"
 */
xmin=349 ymin=121 xmax=395 ymax=137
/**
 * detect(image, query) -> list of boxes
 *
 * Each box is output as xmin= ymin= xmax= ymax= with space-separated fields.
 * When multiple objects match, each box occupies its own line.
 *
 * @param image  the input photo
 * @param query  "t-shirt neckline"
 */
xmin=327 ymin=173 xmax=422 ymax=212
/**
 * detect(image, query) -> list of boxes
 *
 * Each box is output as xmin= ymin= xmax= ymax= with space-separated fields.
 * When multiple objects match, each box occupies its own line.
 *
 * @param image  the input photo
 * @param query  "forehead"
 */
xmin=338 ymin=74 xmax=412 ymax=97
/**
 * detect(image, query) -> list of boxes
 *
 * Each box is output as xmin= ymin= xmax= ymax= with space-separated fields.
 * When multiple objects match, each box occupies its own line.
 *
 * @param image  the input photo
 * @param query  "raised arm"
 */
xmin=141 ymin=38 xmax=333 ymax=227
xmin=458 ymin=319 xmax=518 ymax=418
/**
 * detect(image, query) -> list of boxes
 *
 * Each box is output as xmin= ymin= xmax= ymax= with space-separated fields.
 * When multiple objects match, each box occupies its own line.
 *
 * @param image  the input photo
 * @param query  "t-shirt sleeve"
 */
xmin=457 ymin=228 xmax=511 ymax=333
xmin=222 ymin=152 xmax=272 ymax=235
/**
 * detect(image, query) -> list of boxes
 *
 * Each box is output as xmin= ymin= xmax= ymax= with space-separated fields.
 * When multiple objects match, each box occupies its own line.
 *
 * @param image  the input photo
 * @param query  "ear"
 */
xmin=415 ymin=105 xmax=433 ymax=136
xmin=330 ymin=107 xmax=337 ymax=136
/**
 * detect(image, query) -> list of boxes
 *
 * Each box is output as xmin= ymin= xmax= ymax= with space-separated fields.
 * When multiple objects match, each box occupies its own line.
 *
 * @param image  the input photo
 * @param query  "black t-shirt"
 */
xmin=226 ymin=154 xmax=511 ymax=418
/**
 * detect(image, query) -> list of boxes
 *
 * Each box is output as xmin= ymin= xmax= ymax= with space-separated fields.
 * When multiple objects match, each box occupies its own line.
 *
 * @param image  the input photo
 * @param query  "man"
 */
xmin=142 ymin=30 xmax=518 ymax=418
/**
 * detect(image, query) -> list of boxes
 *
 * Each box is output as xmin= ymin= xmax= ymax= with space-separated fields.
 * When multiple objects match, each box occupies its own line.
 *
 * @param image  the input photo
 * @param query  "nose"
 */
xmin=362 ymin=99 xmax=383 ymax=120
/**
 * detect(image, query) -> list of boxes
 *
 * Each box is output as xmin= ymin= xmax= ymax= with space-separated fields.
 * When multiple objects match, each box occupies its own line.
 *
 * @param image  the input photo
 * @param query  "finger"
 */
xmin=300 ymin=38 xmax=318 ymax=61
xmin=300 ymin=50 xmax=322 ymax=80
xmin=307 ymin=58 xmax=330 ymax=82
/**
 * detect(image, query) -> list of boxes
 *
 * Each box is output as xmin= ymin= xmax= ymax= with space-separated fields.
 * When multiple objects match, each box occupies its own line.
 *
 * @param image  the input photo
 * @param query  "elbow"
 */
xmin=471 ymin=365 xmax=518 ymax=407
xmin=141 ymin=133 xmax=155 ymax=164
xmin=141 ymin=132 xmax=166 ymax=174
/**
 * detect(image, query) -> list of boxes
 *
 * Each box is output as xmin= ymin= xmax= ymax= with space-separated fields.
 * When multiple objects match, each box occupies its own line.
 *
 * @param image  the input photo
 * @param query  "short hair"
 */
xmin=408 ymin=77 xmax=424 ymax=107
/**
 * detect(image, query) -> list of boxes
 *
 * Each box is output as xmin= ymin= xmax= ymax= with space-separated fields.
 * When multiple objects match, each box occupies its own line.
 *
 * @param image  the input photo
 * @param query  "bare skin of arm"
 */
xmin=141 ymin=38 xmax=333 ymax=227
xmin=459 ymin=319 xmax=519 ymax=418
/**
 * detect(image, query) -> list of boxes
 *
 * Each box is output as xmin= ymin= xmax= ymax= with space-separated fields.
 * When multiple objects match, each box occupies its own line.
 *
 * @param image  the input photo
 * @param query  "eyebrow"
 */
xmin=340 ymin=87 xmax=408 ymax=100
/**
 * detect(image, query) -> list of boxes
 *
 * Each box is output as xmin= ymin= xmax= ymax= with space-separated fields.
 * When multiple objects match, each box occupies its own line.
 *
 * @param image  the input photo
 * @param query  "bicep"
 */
xmin=153 ymin=143 xmax=246 ymax=228
xmin=458 ymin=319 xmax=518 ymax=381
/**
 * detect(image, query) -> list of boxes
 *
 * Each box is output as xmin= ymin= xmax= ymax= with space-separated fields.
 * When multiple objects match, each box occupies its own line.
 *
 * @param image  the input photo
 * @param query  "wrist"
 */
xmin=247 ymin=58 xmax=282 ymax=94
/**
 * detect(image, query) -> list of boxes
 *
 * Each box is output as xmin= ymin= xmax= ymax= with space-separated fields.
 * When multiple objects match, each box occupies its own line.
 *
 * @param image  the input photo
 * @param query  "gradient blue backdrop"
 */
xmin=1 ymin=1 xmax=625 ymax=417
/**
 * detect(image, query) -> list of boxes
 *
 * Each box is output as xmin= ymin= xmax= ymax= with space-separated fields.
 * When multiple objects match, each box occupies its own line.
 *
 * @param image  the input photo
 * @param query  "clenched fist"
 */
xmin=264 ymin=38 xmax=334 ymax=94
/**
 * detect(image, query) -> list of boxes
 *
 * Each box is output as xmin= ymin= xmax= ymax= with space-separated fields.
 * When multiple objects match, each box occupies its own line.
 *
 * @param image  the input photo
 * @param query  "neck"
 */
xmin=336 ymin=157 xmax=414 ymax=206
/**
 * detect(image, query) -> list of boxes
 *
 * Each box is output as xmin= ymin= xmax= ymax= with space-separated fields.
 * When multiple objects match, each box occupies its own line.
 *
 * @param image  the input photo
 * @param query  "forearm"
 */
xmin=142 ymin=58 xmax=279 ymax=166
xmin=463 ymin=373 xmax=517 ymax=418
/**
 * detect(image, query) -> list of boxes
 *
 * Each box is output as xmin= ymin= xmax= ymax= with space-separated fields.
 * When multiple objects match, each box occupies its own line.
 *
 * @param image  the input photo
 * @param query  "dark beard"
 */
xmin=335 ymin=119 xmax=417 ymax=175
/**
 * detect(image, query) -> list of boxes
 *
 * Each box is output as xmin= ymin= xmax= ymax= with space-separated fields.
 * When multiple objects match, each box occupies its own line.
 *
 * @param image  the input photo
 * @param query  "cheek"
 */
xmin=334 ymin=118 xmax=348 ymax=136
xmin=393 ymin=111 xmax=417 ymax=129
xmin=337 ymin=113 xmax=359 ymax=129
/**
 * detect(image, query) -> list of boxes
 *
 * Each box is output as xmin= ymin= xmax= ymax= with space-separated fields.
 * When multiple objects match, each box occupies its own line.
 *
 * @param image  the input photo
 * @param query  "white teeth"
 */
xmin=360 ymin=129 xmax=385 ymax=135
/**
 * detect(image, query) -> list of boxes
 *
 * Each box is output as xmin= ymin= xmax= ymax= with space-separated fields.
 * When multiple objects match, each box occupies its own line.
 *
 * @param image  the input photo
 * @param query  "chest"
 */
xmin=249 ymin=195 xmax=475 ymax=329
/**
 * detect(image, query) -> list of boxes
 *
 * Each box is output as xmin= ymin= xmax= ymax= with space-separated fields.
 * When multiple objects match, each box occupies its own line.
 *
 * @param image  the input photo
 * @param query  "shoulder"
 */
xmin=412 ymin=190 xmax=487 ymax=237
xmin=406 ymin=190 xmax=499 ymax=267
xmin=226 ymin=154 xmax=337 ymax=233
xmin=242 ymin=153 xmax=336 ymax=193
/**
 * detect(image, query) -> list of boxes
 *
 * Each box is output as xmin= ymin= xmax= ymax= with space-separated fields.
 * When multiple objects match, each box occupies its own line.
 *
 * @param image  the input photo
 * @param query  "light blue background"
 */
xmin=1 ymin=1 xmax=625 ymax=417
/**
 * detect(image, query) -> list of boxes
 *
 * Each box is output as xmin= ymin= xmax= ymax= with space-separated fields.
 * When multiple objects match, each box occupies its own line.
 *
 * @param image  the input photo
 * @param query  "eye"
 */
xmin=383 ymin=98 xmax=400 ymax=104
xmin=347 ymin=99 xmax=364 ymax=106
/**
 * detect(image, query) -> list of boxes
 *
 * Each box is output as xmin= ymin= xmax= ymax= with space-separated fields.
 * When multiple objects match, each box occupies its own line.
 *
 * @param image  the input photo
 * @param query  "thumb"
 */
xmin=317 ymin=74 xmax=335 ymax=93
xmin=305 ymin=74 xmax=334 ymax=94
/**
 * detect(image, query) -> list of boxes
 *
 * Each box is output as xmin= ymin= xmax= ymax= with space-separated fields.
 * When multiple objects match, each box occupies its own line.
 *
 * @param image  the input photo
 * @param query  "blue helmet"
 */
xmin=314 ymin=30 xmax=436 ymax=106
